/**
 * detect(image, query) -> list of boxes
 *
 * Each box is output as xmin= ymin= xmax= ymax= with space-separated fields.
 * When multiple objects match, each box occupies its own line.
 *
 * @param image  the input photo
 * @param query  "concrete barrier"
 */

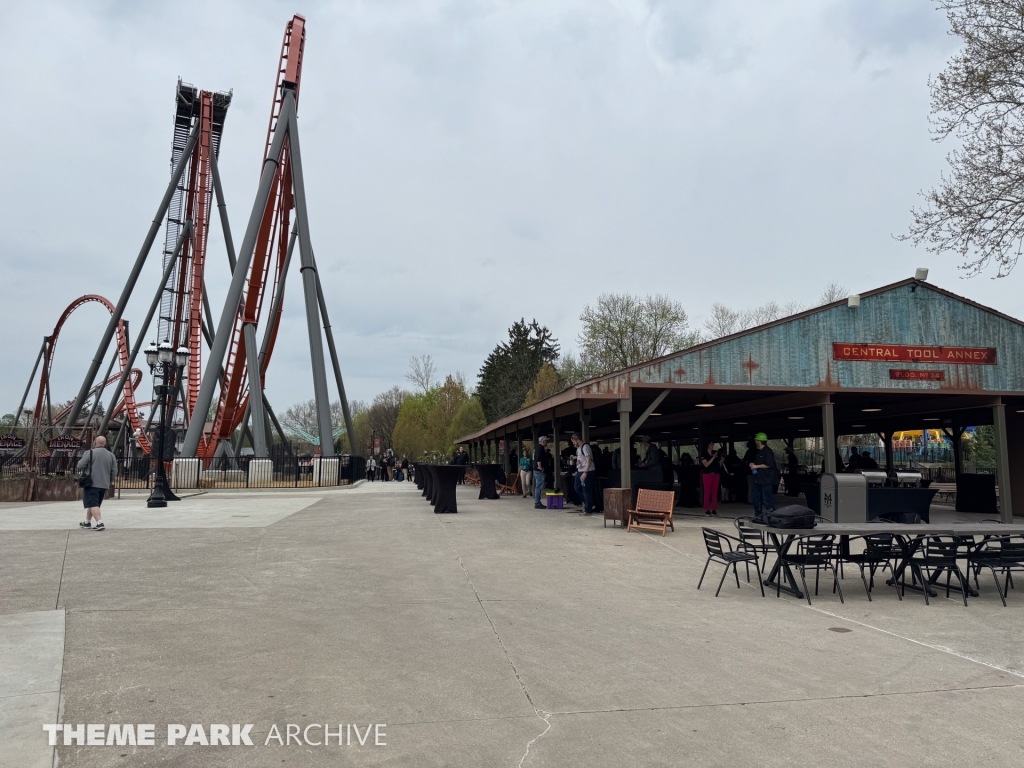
xmin=248 ymin=458 xmax=274 ymax=488
xmin=171 ymin=457 xmax=201 ymax=489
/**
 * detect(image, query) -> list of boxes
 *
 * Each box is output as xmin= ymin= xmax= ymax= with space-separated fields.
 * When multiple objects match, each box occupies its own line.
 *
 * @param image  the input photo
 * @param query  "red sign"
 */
xmin=833 ymin=343 xmax=997 ymax=364
xmin=889 ymin=369 xmax=945 ymax=381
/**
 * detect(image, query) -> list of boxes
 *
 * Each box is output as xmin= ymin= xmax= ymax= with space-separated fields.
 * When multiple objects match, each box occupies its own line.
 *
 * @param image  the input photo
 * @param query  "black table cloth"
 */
xmin=867 ymin=487 xmax=937 ymax=523
xmin=421 ymin=464 xmax=434 ymax=501
xmin=473 ymin=463 xmax=505 ymax=500
xmin=414 ymin=463 xmax=425 ymax=491
xmin=430 ymin=464 xmax=466 ymax=513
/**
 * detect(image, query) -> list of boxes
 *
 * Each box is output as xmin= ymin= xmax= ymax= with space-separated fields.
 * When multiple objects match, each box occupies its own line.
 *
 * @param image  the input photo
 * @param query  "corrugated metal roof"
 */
xmin=456 ymin=279 xmax=1024 ymax=442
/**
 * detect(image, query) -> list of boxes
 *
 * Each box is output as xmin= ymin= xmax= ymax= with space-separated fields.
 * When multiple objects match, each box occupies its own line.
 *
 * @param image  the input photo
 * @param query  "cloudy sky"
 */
xmin=0 ymin=0 xmax=1004 ymax=416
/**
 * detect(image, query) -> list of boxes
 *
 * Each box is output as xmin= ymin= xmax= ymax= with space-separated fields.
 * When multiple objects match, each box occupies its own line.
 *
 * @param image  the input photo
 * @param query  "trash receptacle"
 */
xmin=820 ymin=473 xmax=868 ymax=523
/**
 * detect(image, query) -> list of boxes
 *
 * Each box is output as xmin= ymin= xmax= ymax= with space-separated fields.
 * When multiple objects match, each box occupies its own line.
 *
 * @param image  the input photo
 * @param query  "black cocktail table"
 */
xmin=473 ymin=463 xmax=504 ymax=500
xmin=414 ymin=463 xmax=425 ymax=491
xmin=421 ymin=464 xmax=434 ymax=501
xmin=430 ymin=465 xmax=466 ymax=513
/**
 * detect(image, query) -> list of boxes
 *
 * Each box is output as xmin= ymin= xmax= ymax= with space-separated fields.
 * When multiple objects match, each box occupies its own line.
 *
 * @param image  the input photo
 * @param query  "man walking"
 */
xmin=533 ymin=436 xmax=550 ymax=509
xmin=748 ymin=432 xmax=778 ymax=521
xmin=571 ymin=432 xmax=596 ymax=516
xmin=77 ymin=435 xmax=117 ymax=531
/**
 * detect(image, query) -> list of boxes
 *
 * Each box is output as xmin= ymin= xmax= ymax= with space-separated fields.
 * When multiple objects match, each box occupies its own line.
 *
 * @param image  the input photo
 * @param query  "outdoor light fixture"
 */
xmin=915 ymin=267 xmax=929 ymax=281
xmin=158 ymin=339 xmax=173 ymax=364
xmin=847 ymin=295 xmax=861 ymax=308
xmin=175 ymin=346 xmax=190 ymax=368
xmin=695 ymin=394 xmax=714 ymax=408
xmin=144 ymin=341 xmax=158 ymax=367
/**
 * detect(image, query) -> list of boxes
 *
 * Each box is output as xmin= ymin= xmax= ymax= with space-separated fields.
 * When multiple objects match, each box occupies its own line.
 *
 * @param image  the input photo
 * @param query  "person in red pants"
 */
xmin=700 ymin=441 xmax=724 ymax=517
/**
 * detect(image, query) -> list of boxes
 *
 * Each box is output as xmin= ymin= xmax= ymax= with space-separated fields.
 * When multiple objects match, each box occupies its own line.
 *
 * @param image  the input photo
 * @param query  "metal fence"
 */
xmin=1 ymin=454 xmax=366 ymax=491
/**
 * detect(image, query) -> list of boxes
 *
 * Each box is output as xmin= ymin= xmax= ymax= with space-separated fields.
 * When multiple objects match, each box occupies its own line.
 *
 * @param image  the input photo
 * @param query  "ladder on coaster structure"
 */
xmin=200 ymin=15 xmax=305 ymax=458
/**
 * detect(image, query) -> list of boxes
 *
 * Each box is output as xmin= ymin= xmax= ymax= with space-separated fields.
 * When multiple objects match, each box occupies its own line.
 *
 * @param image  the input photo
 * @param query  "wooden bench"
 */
xmin=498 ymin=472 xmax=520 ymax=496
xmin=627 ymin=488 xmax=676 ymax=536
xmin=930 ymin=482 xmax=956 ymax=504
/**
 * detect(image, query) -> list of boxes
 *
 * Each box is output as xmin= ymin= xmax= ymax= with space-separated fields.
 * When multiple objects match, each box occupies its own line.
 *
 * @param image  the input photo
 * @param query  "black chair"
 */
xmin=779 ymin=535 xmax=844 ymax=605
xmin=843 ymin=534 xmax=900 ymax=602
xmin=733 ymin=516 xmax=772 ymax=581
xmin=698 ymin=528 xmax=765 ymax=597
xmin=968 ymin=535 xmax=1024 ymax=606
xmin=912 ymin=536 xmax=971 ymax=606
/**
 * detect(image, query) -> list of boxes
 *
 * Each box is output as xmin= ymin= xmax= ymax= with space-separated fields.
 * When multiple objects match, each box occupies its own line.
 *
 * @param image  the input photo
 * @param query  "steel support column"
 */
xmin=993 ymin=403 xmax=1014 ymax=523
xmin=822 ymin=401 xmax=836 ymax=475
xmin=618 ymin=398 xmax=632 ymax=491
xmin=183 ymin=94 xmax=294 ymax=456
xmin=242 ymin=323 xmax=269 ymax=457
xmin=65 ymin=122 xmax=202 ymax=434
xmin=98 ymin=222 xmax=193 ymax=436
xmin=286 ymin=96 xmax=334 ymax=456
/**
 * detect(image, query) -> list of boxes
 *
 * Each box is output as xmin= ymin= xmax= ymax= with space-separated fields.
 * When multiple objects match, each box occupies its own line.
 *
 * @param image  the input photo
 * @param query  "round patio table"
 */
xmin=430 ymin=464 xmax=466 ymax=513
xmin=473 ymin=463 xmax=504 ymax=500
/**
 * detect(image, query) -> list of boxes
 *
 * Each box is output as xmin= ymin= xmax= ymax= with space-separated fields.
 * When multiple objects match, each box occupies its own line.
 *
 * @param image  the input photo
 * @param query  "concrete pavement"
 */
xmin=1 ymin=480 xmax=1022 ymax=766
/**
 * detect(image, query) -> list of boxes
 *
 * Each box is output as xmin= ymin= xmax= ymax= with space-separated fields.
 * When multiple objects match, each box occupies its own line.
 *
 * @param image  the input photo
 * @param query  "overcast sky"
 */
xmin=0 ymin=0 xmax=1007 ymax=416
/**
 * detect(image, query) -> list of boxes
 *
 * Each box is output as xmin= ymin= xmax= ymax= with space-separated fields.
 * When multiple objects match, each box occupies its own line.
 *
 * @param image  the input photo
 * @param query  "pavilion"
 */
xmin=455 ymin=277 xmax=1024 ymax=522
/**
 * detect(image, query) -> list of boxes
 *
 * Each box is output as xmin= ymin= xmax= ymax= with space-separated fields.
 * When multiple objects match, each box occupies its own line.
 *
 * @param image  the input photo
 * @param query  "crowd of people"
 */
xmin=365 ymin=449 xmax=412 ymax=482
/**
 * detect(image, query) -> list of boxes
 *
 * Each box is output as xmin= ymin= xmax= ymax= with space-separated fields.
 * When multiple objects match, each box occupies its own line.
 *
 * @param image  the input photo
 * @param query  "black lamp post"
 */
xmin=146 ymin=339 xmax=189 ymax=508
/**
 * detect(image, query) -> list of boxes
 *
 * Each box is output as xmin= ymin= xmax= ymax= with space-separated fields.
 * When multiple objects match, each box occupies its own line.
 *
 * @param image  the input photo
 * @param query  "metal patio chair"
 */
xmin=698 ymin=528 xmax=765 ymax=598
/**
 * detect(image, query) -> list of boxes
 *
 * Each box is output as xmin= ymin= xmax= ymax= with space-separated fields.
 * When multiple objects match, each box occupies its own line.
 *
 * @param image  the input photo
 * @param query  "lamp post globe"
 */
xmin=158 ymin=339 xmax=173 ymax=365
xmin=144 ymin=342 xmax=158 ymax=368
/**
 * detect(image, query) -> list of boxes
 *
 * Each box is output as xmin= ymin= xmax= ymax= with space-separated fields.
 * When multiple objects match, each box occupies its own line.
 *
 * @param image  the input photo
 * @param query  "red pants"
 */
xmin=702 ymin=472 xmax=720 ymax=511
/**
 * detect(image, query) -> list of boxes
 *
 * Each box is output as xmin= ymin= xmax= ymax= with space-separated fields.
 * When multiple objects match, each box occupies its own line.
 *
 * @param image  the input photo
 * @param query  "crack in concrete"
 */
xmin=438 ymin=518 xmax=553 ymax=767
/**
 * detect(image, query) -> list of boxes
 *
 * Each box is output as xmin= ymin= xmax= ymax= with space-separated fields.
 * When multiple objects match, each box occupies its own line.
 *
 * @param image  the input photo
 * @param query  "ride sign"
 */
xmin=833 ymin=343 xmax=997 ymax=364
xmin=0 ymin=435 xmax=26 ymax=453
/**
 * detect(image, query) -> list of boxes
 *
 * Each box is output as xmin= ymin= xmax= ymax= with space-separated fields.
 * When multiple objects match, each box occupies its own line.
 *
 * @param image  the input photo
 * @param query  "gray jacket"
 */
xmin=77 ymin=447 xmax=117 ymax=490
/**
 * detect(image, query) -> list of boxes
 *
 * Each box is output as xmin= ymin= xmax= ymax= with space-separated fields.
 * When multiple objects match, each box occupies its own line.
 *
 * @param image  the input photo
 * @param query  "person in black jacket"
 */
xmin=748 ymin=432 xmax=778 ymax=520
xmin=533 ymin=436 xmax=550 ymax=509
xmin=452 ymin=445 xmax=470 ymax=484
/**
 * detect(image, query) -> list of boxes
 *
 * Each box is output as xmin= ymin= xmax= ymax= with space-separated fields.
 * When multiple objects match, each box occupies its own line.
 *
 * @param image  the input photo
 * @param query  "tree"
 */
xmin=366 ymin=386 xmax=408 ymax=450
xmin=477 ymin=319 xmax=559 ymax=423
xmin=817 ymin=281 xmax=848 ymax=305
xmin=522 ymin=363 xmax=562 ymax=407
xmin=703 ymin=302 xmax=741 ymax=339
xmin=576 ymin=293 xmax=702 ymax=374
xmin=448 ymin=398 xmax=486 ymax=449
xmin=405 ymin=354 xmax=436 ymax=393
xmin=902 ymin=0 xmax=1024 ymax=276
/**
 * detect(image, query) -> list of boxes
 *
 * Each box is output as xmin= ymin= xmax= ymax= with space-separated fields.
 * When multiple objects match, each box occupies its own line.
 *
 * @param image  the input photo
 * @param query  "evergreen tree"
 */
xmin=477 ymin=319 xmax=559 ymax=423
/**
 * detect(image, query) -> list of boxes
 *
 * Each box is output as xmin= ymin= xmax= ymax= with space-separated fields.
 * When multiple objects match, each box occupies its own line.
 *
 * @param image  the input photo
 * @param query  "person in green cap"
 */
xmin=748 ymin=432 xmax=778 ymax=521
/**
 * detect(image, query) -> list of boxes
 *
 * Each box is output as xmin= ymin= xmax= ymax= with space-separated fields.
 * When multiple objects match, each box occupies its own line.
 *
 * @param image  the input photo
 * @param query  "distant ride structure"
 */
xmin=8 ymin=14 xmax=355 ymax=466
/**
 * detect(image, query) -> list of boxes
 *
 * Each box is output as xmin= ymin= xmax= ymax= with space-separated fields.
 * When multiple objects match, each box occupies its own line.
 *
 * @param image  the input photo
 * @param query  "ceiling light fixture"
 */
xmin=695 ymin=394 xmax=715 ymax=408
xmin=734 ymin=421 xmax=748 ymax=425
xmin=787 ymin=416 xmax=804 ymax=420
xmin=612 ymin=419 xmax=620 ymax=423
xmin=851 ymin=424 xmax=866 ymax=428
xmin=922 ymin=418 xmax=940 ymax=422
xmin=798 ymin=429 xmax=810 ymax=432
xmin=651 ymin=412 xmax=662 ymax=417
xmin=862 ymin=407 xmax=882 ymax=413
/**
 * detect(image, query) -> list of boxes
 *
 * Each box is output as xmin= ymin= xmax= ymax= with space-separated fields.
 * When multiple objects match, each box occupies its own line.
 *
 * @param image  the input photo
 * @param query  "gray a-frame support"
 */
xmin=209 ymin=150 xmax=237 ymax=271
xmin=182 ymin=93 xmax=295 ymax=457
xmin=311 ymin=255 xmax=356 ymax=455
xmin=242 ymin=322 xmax=268 ymax=457
xmin=234 ymin=223 xmax=299 ymax=457
xmin=12 ymin=342 xmax=45 ymax=434
xmin=286 ymin=99 xmax=335 ymax=456
xmin=65 ymin=122 xmax=202 ymax=434
xmin=97 ymin=221 xmax=192 ymax=436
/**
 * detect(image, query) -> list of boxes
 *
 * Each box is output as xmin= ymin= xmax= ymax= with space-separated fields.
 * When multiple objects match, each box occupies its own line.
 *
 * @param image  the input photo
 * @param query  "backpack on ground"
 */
xmin=766 ymin=505 xmax=816 ymax=529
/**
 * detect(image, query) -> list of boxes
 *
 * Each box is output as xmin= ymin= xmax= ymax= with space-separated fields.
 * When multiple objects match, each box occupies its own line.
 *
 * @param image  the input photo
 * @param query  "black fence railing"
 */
xmin=0 ymin=454 xmax=366 ymax=490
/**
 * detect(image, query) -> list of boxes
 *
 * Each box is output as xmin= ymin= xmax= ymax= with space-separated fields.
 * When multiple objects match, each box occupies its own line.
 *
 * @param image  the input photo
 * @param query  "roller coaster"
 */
xmin=6 ymin=15 xmax=355 ymax=463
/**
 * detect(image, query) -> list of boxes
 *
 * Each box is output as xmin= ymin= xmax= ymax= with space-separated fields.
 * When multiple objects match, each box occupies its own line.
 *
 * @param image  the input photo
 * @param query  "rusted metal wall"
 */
xmin=580 ymin=284 xmax=1024 ymax=396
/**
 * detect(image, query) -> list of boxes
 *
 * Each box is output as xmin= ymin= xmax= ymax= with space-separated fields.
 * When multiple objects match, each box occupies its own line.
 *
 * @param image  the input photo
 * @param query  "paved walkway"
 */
xmin=1 ymin=481 xmax=1022 ymax=766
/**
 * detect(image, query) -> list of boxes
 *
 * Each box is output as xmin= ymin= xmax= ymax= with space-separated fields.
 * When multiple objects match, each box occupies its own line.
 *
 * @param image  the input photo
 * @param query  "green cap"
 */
xmin=755 ymin=432 xmax=768 ymax=442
